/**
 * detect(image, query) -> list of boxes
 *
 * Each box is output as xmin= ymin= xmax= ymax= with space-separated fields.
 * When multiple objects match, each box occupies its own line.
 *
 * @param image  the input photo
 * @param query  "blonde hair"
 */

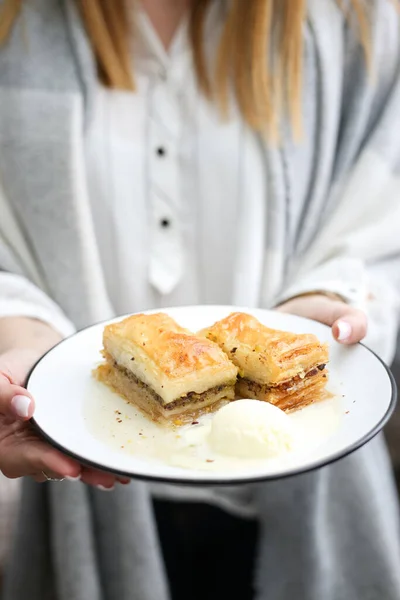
xmin=0 ymin=0 xmax=370 ymax=137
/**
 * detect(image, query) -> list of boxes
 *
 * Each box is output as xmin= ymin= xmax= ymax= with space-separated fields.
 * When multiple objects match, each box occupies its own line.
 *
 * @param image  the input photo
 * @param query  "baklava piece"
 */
xmin=200 ymin=312 xmax=329 ymax=411
xmin=95 ymin=313 xmax=238 ymax=424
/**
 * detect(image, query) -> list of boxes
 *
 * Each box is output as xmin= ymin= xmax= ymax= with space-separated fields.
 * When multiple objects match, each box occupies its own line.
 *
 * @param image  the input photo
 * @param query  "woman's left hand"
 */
xmin=277 ymin=293 xmax=367 ymax=344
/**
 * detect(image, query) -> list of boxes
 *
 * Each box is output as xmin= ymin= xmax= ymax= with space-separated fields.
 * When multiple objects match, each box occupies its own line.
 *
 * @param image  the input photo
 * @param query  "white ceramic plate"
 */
xmin=28 ymin=306 xmax=396 ymax=485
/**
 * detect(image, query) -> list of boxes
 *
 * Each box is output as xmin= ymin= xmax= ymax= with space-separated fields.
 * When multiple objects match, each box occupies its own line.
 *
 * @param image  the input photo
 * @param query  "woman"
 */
xmin=0 ymin=0 xmax=400 ymax=598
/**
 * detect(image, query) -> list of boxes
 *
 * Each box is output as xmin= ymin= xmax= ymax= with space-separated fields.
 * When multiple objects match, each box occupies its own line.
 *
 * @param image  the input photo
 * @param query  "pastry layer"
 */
xmin=200 ymin=312 xmax=329 ymax=385
xmin=236 ymin=367 xmax=328 ymax=411
xmin=95 ymin=362 xmax=234 ymax=424
xmin=103 ymin=313 xmax=238 ymax=405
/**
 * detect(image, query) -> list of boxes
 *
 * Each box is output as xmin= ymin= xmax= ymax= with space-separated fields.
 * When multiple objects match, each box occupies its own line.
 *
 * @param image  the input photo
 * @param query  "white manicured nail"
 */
xmin=96 ymin=485 xmax=114 ymax=492
xmin=337 ymin=320 xmax=352 ymax=341
xmin=65 ymin=474 xmax=81 ymax=482
xmin=11 ymin=395 xmax=31 ymax=418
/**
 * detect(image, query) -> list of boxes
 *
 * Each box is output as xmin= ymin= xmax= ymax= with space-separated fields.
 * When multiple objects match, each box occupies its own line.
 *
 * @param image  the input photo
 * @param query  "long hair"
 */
xmin=0 ymin=0 xmax=370 ymax=137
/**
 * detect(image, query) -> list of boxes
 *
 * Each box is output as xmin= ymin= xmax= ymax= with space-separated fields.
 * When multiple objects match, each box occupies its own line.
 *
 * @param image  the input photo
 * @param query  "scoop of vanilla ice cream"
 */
xmin=209 ymin=399 xmax=295 ymax=459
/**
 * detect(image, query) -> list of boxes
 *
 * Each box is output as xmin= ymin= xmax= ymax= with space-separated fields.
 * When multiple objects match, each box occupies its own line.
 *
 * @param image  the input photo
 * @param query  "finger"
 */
xmin=276 ymin=295 xmax=339 ymax=323
xmin=1 ymin=435 xmax=81 ymax=480
xmin=80 ymin=467 xmax=119 ymax=490
xmin=33 ymin=445 xmax=81 ymax=480
xmin=0 ymin=349 xmax=40 ymax=387
xmin=332 ymin=308 xmax=368 ymax=345
xmin=117 ymin=477 xmax=131 ymax=485
xmin=0 ymin=373 xmax=34 ymax=420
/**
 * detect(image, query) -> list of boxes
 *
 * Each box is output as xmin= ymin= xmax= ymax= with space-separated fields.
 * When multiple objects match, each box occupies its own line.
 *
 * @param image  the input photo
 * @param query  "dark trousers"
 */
xmin=154 ymin=500 xmax=259 ymax=600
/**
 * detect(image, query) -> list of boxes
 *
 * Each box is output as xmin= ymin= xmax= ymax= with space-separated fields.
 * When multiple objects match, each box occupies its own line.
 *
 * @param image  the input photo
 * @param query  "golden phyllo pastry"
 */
xmin=95 ymin=313 xmax=238 ymax=424
xmin=199 ymin=312 xmax=329 ymax=411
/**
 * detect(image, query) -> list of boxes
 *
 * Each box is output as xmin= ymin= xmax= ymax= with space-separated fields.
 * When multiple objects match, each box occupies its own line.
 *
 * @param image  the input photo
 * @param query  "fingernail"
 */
xmin=11 ymin=395 xmax=32 ymax=418
xmin=65 ymin=474 xmax=81 ymax=482
xmin=337 ymin=320 xmax=352 ymax=341
xmin=96 ymin=485 xmax=114 ymax=492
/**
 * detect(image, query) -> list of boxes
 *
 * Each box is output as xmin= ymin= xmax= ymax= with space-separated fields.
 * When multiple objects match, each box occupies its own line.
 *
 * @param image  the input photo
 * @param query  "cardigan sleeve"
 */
xmin=0 ymin=182 xmax=75 ymax=339
xmin=275 ymin=0 xmax=400 ymax=363
xmin=0 ymin=272 xmax=75 ymax=338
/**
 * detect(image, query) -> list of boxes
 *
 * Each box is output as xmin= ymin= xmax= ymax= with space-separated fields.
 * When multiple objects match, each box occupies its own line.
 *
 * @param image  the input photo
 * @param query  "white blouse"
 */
xmin=84 ymin=3 xmax=267 ymax=316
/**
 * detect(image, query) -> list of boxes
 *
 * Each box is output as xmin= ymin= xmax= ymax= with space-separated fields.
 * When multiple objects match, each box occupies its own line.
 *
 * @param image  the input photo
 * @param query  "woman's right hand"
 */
xmin=0 ymin=348 xmax=129 ymax=489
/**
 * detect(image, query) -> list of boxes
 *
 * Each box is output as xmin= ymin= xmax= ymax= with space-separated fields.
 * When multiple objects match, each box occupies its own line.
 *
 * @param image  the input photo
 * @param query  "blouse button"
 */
xmin=160 ymin=218 xmax=171 ymax=228
xmin=156 ymin=147 xmax=166 ymax=157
